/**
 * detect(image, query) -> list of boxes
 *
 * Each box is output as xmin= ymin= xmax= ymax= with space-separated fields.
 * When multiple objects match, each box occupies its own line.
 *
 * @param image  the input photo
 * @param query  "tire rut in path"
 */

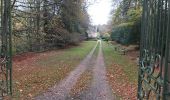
xmin=81 ymin=40 xmax=115 ymax=100
xmin=35 ymin=41 xmax=99 ymax=100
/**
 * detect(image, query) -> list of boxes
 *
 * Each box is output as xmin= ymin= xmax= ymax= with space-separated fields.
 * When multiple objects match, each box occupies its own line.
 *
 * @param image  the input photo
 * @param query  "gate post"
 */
xmin=138 ymin=0 xmax=170 ymax=99
xmin=163 ymin=0 xmax=170 ymax=98
xmin=0 ymin=0 xmax=12 ymax=97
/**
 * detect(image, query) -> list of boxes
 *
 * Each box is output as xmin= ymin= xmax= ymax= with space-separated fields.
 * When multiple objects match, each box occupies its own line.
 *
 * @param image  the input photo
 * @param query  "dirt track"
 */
xmin=35 ymin=41 xmax=115 ymax=100
xmin=83 ymin=41 xmax=115 ymax=100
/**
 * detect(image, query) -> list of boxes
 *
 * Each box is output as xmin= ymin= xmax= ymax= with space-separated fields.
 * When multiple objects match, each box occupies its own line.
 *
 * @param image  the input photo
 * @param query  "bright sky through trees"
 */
xmin=87 ymin=0 xmax=112 ymax=25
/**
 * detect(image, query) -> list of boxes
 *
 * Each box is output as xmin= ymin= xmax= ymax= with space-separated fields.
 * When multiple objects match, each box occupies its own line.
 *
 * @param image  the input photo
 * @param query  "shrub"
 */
xmin=101 ymin=33 xmax=110 ymax=41
xmin=111 ymin=22 xmax=140 ymax=45
xmin=45 ymin=27 xmax=83 ymax=48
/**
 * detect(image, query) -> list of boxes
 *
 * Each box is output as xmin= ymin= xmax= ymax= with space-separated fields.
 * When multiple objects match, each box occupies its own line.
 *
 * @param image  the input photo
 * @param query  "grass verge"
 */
xmin=102 ymin=41 xmax=138 ymax=99
xmin=12 ymin=41 xmax=97 ymax=99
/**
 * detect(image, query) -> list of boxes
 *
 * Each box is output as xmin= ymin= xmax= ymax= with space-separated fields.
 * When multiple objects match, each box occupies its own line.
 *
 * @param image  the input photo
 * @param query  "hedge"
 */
xmin=111 ymin=21 xmax=140 ymax=45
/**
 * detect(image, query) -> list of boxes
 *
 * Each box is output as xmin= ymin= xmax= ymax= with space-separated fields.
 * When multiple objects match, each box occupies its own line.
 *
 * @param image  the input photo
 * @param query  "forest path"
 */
xmin=35 ymin=40 xmax=115 ymax=100
xmin=82 ymin=40 xmax=115 ymax=100
xmin=68 ymin=40 xmax=115 ymax=100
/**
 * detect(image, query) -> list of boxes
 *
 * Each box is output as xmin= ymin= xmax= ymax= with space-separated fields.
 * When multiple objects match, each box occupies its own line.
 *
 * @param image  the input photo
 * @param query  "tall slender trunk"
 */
xmin=36 ymin=0 xmax=41 ymax=50
xmin=43 ymin=0 xmax=48 ymax=33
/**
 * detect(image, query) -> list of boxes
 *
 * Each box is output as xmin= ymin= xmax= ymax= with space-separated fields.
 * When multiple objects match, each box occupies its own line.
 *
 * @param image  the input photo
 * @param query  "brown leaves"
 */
xmin=11 ymin=41 xmax=97 ymax=99
xmin=70 ymin=71 xmax=92 ymax=96
xmin=12 ymin=51 xmax=76 ymax=99
xmin=107 ymin=63 xmax=137 ymax=100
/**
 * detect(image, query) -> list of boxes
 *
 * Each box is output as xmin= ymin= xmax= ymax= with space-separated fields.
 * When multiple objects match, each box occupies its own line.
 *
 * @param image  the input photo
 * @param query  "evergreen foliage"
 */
xmin=111 ymin=0 xmax=142 ymax=45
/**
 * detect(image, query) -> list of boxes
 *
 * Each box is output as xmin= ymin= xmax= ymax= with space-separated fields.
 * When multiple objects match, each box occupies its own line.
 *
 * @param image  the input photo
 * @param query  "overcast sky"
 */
xmin=87 ymin=0 xmax=113 ymax=25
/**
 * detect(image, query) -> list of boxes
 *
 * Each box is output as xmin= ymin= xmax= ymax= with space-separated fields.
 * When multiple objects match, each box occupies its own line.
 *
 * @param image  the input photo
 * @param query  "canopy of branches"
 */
xmin=11 ymin=0 xmax=90 ymax=54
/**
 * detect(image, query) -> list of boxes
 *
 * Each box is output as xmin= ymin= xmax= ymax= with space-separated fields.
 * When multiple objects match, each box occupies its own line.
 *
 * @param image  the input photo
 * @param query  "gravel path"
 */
xmin=80 ymin=40 xmax=115 ymax=100
xmin=35 ymin=40 xmax=115 ymax=100
xmin=35 ymin=41 xmax=99 ymax=100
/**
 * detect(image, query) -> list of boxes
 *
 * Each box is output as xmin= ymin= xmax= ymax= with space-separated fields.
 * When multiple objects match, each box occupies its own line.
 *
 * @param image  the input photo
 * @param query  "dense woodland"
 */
xmin=11 ymin=0 xmax=90 ymax=54
xmin=110 ymin=0 xmax=142 ymax=45
xmin=7 ymin=0 xmax=142 ymax=54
